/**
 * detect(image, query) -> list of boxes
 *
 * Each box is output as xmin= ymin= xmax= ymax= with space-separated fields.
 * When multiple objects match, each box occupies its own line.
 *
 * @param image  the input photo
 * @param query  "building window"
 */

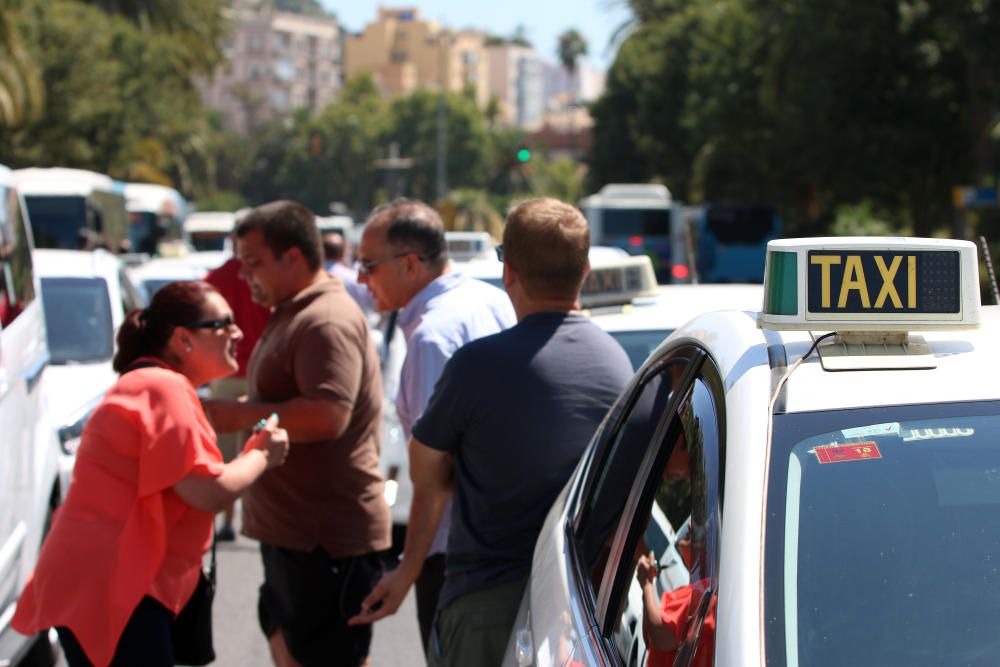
xmin=273 ymin=58 xmax=295 ymax=82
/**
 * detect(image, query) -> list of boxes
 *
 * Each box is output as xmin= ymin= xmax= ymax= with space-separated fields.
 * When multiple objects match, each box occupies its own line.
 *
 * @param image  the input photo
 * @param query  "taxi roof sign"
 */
xmin=579 ymin=254 xmax=658 ymax=308
xmin=757 ymin=237 xmax=981 ymax=331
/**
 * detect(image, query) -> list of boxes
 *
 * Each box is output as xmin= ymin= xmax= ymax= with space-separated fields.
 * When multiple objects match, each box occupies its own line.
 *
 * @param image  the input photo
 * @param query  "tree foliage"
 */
xmin=589 ymin=0 xmax=1000 ymax=237
xmin=0 ymin=0 xmax=224 ymax=190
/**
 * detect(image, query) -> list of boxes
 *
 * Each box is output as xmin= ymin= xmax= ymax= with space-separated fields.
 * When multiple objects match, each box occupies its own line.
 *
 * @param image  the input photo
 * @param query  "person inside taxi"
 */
xmin=635 ymin=440 xmax=716 ymax=667
xmin=348 ymin=198 xmax=515 ymax=651
xmin=350 ymin=197 xmax=633 ymax=666
xmin=12 ymin=280 xmax=289 ymax=667
xmin=202 ymin=200 xmax=390 ymax=667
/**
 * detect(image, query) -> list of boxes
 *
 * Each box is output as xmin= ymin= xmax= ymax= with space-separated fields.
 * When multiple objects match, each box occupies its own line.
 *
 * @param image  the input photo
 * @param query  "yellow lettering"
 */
xmin=873 ymin=256 xmax=903 ymax=308
xmin=908 ymin=255 xmax=916 ymax=308
xmin=838 ymin=255 xmax=870 ymax=308
xmin=811 ymin=255 xmax=841 ymax=308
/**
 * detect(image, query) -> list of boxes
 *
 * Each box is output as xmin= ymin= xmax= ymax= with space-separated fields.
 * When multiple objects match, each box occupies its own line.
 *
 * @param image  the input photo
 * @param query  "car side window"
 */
xmin=572 ymin=357 xmax=682 ymax=595
xmin=0 ymin=185 xmax=36 ymax=327
xmin=604 ymin=376 xmax=722 ymax=667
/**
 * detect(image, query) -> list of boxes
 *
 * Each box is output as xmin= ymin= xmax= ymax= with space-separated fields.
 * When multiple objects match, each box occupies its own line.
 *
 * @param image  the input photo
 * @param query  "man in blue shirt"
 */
xmin=349 ymin=199 xmax=515 ymax=651
xmin=351 ymin=197 xmax=633 ymax=666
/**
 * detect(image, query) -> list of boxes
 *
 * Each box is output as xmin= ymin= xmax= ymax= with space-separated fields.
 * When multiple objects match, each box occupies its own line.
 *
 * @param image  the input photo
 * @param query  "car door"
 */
xmin=567 ymin=343 xmax=725 ymax=666
xmin=0 ymin=177 xmax=48 ymax=627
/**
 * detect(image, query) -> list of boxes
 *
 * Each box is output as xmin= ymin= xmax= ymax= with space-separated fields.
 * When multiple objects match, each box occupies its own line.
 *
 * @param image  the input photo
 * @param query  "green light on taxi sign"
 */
xmin=757 ymin=238 xmax=981 ymax=332
xmin=763 ymin=251 xmax=798 ymax=316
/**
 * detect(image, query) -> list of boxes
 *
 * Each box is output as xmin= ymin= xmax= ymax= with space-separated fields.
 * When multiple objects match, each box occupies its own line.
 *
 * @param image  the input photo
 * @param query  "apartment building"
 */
xmin=198 ymin=6 xmax=342 ymax=132
xmin=486 ymin=43 xmax=544 ymax=130
xmin=344 ymin=7 xmax=490 ymax=108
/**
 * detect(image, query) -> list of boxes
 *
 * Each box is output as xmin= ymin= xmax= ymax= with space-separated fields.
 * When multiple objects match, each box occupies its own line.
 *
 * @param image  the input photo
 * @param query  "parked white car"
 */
xmin=507 ymin=237 xmax=998 ymax=667
xmin=0 ymin=165 xmax=62 ymax=666
xmin=33 ymin=249 xmax=142 ymax=496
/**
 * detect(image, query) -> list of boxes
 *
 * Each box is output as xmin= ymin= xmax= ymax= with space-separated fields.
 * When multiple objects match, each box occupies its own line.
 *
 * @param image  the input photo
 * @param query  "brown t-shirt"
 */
xmin=242 ymin=277 xmax=390 ymax=556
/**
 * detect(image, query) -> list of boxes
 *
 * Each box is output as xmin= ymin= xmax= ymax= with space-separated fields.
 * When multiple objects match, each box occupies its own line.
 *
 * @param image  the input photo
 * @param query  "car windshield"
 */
xmin=142 ymin=278 xmax=174 ymax=297
xmin=24 ymin=195 xmax=87 ymax=249
xmin=607 ymin=329 xmax=671 ymax=370
xmin=41 ymin=277 xmax=114 ymax=364
xmin=190 ymin=231 xmax=225 ymax=251
xmin=765 ymin=401 xmax=1000 ymax=667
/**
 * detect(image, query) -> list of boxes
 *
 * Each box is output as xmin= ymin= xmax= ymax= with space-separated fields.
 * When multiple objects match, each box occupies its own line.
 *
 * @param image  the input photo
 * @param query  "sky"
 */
xmin=321 ymin=1 xmax=632 ymax=69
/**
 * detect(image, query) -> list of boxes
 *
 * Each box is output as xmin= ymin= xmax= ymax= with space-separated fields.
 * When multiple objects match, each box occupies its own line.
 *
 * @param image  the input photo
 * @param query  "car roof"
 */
xmin=184 ymin=211 xmax=235 ymax=233
xmin=12 ymin=167 xmax=116 ymax=196
xmin=587 ymin=283 xmax=764 ymax=334
xmin=33 ymin=248 xmax=122 ymax=280
xmin=674 ymin=305 xmax=1000 ymax=415
xmin=126 ymin=256 xmax=210 ymax=281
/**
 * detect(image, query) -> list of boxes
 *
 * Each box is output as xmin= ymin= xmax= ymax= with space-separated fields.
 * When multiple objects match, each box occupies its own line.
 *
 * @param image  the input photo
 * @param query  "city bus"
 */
xmin=580 ymin=184 xmax=781 ymax=284
xmin=579 ymin=184 xmax=673 ymax=282
xmin=12 ymin=168 xmax=128 ymax=252
xmin=671 ymin=203 xmax=782 ymax=284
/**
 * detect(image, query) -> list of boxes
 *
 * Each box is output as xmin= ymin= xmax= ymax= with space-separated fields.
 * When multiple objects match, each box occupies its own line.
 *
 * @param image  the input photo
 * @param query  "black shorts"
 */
xmin=258 ymin=544 xmax=386 ymax=667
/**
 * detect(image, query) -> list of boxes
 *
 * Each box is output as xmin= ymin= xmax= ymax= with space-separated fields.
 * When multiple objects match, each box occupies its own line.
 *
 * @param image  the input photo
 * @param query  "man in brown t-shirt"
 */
xmin=203 ymin=200 xmax=390 ymax=667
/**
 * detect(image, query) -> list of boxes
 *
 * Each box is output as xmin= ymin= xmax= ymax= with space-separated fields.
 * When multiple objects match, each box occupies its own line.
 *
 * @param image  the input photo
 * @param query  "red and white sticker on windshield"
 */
xmin=814 ymin=441 xmax=882 ymax=464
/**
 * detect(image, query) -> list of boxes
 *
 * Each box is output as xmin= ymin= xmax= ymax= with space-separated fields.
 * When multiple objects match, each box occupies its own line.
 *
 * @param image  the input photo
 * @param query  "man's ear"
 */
xmin=502 ymin=261 xmax=516 ymax=290
xmin=282 ymin=245 xmax=305 ymax=268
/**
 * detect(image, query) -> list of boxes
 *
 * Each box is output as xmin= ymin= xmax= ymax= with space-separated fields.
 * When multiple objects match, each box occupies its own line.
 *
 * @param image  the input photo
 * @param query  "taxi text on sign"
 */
xmin=807 ymin=250 xmax=960 ymax=314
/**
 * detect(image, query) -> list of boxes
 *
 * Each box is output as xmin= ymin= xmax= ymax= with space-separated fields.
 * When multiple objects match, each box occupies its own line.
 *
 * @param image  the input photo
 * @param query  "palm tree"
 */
xmin=0 ymin=3 xmax=44 ymax=128
xmin=557 ymin=28 xmax=587 ymax=157
xmin=557 ymin=28 xmax=587 ymax=105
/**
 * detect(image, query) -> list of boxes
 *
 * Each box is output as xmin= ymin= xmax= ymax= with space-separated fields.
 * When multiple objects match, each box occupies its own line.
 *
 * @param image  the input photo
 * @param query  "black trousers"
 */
xmin=415 ymin=553 xmax=447 ymax=656
xmin=58 ymin=596 xmax=174 ymax=667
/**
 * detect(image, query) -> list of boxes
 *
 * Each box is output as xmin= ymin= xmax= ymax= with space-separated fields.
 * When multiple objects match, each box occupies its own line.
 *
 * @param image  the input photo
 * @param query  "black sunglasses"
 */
xmin=184 ymin=315 xmax=236 ymax=331
xmin=495 ymin=245 xmax=504 ymax=262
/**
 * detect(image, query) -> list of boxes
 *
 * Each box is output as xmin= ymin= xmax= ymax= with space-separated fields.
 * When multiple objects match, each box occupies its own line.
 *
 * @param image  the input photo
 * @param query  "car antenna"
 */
xmin=978 ymin=235 xmax=1000 ymax=305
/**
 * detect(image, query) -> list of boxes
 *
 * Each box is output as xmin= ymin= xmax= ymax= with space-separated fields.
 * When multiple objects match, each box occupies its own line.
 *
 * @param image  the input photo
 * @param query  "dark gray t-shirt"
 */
xmin=412 ymin=311 xmax=634 ymax=608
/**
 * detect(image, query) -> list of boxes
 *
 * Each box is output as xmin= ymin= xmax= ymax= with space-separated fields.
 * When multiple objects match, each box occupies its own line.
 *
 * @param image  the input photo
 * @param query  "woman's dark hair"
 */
xmin=113 ymin=281 xmax=218 ymax=373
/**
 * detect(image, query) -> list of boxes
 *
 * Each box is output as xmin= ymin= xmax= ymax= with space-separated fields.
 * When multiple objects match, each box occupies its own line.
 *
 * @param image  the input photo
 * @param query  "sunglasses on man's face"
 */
xmin=185 ymin=315 xmax=236 ymax=331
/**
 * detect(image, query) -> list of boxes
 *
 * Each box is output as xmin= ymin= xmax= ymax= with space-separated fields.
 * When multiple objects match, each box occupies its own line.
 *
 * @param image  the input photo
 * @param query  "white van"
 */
xmin=0 ymin=165 xmax=61 ymax=665
xmin=12 ymin=167 xmax=128 ymax=253
xmin=123 ymin=182 xmax=188 ymax=256
xmin=183 ymin=211 xmax=235 ymax=253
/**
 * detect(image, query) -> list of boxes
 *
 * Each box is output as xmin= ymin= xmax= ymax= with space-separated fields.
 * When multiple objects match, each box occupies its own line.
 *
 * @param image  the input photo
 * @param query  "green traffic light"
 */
xmin=517 ymin=148 xmax=532 ymax=162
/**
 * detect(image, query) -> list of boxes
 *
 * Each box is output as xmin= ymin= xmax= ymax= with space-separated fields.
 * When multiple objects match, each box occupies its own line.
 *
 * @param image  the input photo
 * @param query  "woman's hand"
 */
xmin=245 ymin=414 xmax=288 ymax=469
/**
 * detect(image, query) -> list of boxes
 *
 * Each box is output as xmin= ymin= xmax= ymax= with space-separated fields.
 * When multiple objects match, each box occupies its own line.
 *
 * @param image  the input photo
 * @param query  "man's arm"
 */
xmin=347 ymin=438 xmax=452 ymax=625
xmin=202 ymin=396 xmax=352 ymax=443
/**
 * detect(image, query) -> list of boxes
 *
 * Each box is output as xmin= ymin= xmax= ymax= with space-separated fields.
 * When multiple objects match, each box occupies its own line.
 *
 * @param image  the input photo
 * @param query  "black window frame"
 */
xmin=564 ymin=341 xmax=733 ymax=664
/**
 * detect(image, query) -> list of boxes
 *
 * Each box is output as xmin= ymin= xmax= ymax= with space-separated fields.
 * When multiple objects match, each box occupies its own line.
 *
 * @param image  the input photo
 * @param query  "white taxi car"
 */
xmin=506 ymin=237 xmax=998 ymax=667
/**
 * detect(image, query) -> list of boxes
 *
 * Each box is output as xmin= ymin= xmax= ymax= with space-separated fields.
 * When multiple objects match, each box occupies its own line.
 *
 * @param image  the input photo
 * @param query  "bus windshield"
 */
xmin=766 ymin=401 xmax=1000 ymax=667
xmin=24 ymin=196 xmax=88 ymax=249
xmin=601 ymin=208 xmax=671 ymax=236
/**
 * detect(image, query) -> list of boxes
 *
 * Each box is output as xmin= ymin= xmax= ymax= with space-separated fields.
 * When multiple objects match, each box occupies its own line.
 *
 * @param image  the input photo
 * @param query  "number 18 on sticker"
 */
xmin=814 ymin=441 xmax=882 ymax=464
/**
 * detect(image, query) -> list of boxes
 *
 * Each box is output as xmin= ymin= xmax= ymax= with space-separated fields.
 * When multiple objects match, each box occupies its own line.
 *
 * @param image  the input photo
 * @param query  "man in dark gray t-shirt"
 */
xmin=357 ymin=197 xmax=633 ymax=667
